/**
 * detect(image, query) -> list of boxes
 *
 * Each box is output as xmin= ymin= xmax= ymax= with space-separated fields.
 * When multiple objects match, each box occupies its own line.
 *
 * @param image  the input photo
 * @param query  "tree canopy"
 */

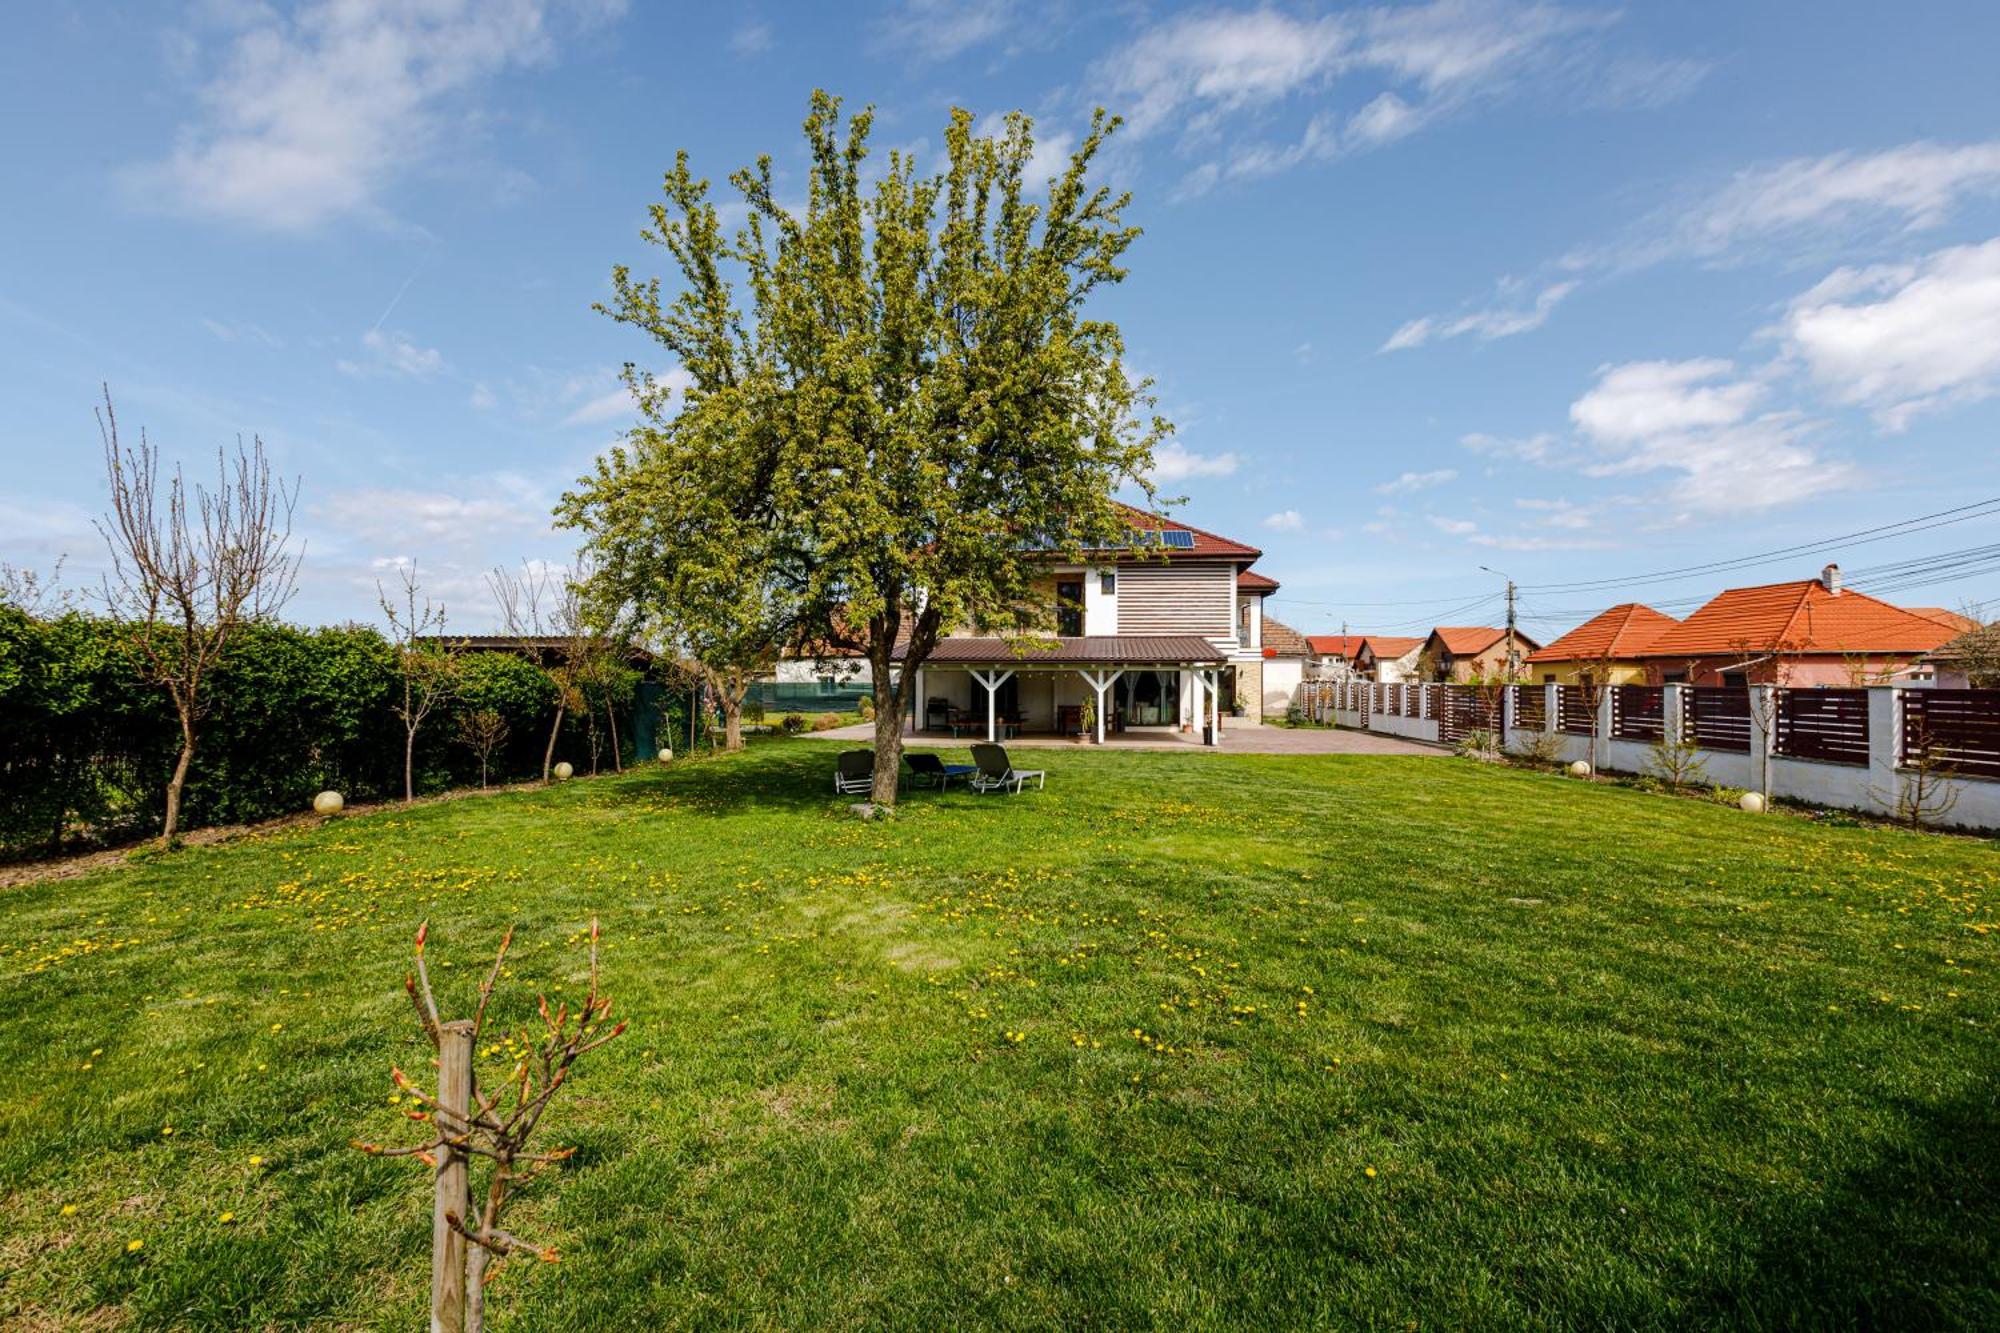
xmin=562 ymin=91 xmax=1170 ymax=801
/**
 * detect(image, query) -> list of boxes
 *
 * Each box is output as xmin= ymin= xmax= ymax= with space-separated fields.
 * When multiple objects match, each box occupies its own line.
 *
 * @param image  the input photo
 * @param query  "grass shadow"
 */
xmin=1691 ymin=1064 xmax=2000 ymax=1327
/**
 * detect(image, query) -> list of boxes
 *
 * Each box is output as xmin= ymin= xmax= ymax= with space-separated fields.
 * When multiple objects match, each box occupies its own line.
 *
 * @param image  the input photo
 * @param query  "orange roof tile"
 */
xmin=1358 ymin=635 xmax=1424 ymax=659
xmin=1306 ymin=634 xmax=1365 ymax=658
xmin=1237 ymin=569 xmax=1280 ymax=592
xmin=1526 ymin=603 xmax=1680 ymax=663
xmin=1261 ymin=615 xmax=1310 ymax=657
xmin=1638 ymin=580 xmax=1960 ymax=657
xmin=1906 ymin=606 xmax=1979 ymax=634
xmin=1427 ymin=626 xmax=1524 ymax=656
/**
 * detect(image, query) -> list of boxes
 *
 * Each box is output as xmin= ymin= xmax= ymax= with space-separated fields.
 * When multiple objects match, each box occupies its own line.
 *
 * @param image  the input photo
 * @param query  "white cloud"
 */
xmin=1429 ymin=515 xmax=1478 ymax=536
xmin=1383 ymin=280 xmax=1576 ymax=350
xmin=1148 ymin=442 xmax=1241 ymax=483
xmin=1263 ymin=509 xmax=1304 ymax=531
xmin=200 ymin=316 xmax=283 ymax=347
xmin=1376 ymin=468 xmax=1458 ymax=495
xmin=1569 ymin=358 xmax=1763 ymax=444
xmin=1462 ymin=431 xmax=1558 ymax=463
xmin=1099 ymin=1 xmax=1677 ymax=191
xmin=871 ymin=0 xmax=1017 ymax=62
xmin=1568 ymin=359 xmax=1856 ymax=514
xmin=562 ymin=384 xmax=639 ymax=426
xmin=338 ymin=328 xmax=444 ymax=378
xmin=730 ymin=21 xmax=773 ymax=56
xmin=126 ymin=1 xmax=613 ymax=231
xmin=318 ymin=486 xmax=546 ymax=548
xmin=469 ymin=381 xmax=498 ymax=410
xmin=1782 ymin=236 xmax=2000 ymax=430
xmin=1676 ymin=140 xmax=2000 ymax=261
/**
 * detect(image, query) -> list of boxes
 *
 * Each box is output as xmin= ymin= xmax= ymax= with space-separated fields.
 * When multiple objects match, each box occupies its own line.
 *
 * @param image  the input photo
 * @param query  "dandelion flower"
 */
xmin=60 ymin=1203 xmax=77 ymax=1216
xmin=248 ymin=1155 xmax=264 ymax=1167
xmin=1364 ymin=1167 xmax=1377 ymax=1178
xmin=126 ymin=1239 xmax=144 ymax=1253
xmin=219 ymin=1211 xmax=237 ymax=1224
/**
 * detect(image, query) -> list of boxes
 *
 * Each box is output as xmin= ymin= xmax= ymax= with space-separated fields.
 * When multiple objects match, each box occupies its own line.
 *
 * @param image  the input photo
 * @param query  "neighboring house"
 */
xmin=1633 ymin=565 xmax=1959 ymax=685
xmin=1258 ymin=614 xmax=1312 ymax=717
xmin=1303 ymin=634 xmax=1365 ymax=679
xmin=1352 ymin=635 xmax=1425 ymax=683
xmin=1417 ymin=626 xmax=1543 ymax=682
xmin=1924 ymin=620 xmax=1999 ymax=687
xmin=1524 ymin=603 xmax=1680 ymax=684
xmin=891 ymin=505 xmax=1282 ymax=741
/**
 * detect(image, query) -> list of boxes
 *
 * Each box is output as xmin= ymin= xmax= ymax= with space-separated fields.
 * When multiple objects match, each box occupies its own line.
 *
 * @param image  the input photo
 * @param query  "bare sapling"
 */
xmin=381 ymin=561 xmax=457 ymax=802
xmin=95 ymin=387 xmax=300 ymax=846
xmin=355 ymin=919 xmax=625 ymax=1333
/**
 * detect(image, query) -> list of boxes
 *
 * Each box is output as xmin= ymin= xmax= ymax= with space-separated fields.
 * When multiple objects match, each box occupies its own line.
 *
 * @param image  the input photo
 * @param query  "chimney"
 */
xmin=1820 ymin=562 xmax=1842 ymax=595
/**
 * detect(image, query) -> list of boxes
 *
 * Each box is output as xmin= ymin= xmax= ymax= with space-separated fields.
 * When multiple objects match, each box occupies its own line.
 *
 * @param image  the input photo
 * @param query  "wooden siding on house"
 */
xmin=1115 ymin=562 xmax=1235 ymax=644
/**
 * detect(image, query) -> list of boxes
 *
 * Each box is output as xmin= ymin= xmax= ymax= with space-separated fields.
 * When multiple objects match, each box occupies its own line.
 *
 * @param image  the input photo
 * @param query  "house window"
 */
xmin=1238 ymin=600 xmax=1253 ymax=648
xmin=1100 ymin=571 xmax=1116 ymax=595
xmin=1722 ymin=671 xmax=1747 ymax=687
xmin=1056 ymin=579 xmax=1084 ymax=636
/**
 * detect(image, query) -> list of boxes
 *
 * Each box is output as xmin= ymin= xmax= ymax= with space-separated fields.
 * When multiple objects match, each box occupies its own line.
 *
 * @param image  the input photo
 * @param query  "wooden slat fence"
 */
xmin=1439 ymin=685 xmax=1500 ymax=743
xmin=1774 ymin=688 xmax=1869 ymax=766
xmin=1682 ymin=687 xmax=1751 ymax=753
xmin=1611 ymin=685 xmax=1665 ymax=742
xmin=1902 ymin=689 xmax=2000 ymax=779
xmin=1557 ymin=685 xmax=1596 ymax=736
xmin=1512 ymin=685 xmax=1546 ymax=730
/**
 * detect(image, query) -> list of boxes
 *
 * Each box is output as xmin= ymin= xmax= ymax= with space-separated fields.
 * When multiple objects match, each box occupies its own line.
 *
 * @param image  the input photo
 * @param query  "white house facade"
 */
xmin=893 ymin=509 xmax=1286 ymax=744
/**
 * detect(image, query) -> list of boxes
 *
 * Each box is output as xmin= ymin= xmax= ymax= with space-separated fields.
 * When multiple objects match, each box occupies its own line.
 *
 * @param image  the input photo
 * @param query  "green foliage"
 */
xmin=780 ymin=714 xmax=808 ymax=735
xmin=563 ymin=91 xmax=1168 ymax=799
xmin=0 ymin=613 xmax=578 ymax=858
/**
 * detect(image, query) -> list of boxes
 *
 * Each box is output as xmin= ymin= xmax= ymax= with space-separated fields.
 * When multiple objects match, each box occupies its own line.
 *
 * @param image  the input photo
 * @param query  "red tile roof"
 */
xmin=1526 ymin=603 xmax=1680 ymax=664
xmin=1638 ymin=580 xmax=1960 ymax=657
xmin=1358 ymin=635 xmax=1424 ymax=659
xmin=1907 ymin=607 xmax=1980 ymax=634
xmin=1306 ymin=634 xmax=1365 ymax=659
xmin=1237 ymin=569 xmax=1280 ymax=592
xmin=1427 ymin=626 xmax=1520 ymax=656
xmin=1260 ymin=616 xmax=1310 ymax=657
xmin=1109 ymin=501 xmax=1262 ymax=560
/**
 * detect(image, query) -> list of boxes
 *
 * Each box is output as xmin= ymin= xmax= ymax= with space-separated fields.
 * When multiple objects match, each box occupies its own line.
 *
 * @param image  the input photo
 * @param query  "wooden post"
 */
xmin=432 ymin=1019 xmax=474 ymax=1333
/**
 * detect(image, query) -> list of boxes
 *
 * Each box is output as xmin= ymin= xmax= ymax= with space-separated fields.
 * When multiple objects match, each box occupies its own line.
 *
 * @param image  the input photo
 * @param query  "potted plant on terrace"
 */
xmin=1077 ymin=695 xmax=1096 ymax=744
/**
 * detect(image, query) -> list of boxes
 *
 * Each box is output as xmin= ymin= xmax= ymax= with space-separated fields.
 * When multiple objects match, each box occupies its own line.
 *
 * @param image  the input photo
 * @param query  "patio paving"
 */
xmin=816 ymin=720 xmax=1442 ymax=756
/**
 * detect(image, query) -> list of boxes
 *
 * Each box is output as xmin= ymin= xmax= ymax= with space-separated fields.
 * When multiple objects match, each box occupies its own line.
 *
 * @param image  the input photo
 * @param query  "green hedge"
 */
xmin=0 ymin=610 xmax=664 ymax=860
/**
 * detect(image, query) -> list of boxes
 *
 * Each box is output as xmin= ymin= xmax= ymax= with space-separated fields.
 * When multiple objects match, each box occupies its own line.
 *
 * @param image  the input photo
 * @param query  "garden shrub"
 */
xmin=810 ymin=712 xmax=845 ymax=731
xmin=781 ymin=714 xmax=808 ymax=735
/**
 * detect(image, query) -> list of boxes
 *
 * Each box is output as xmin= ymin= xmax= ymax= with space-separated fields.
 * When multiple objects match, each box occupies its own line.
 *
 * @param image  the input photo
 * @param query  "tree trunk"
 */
xmin=542 ymin=702 xmax=565 ymax=782
xmin=479 ymin=754 xmax=489 ymax=789
xmin=606 ymin=700 xmax=622 ymax=773
xmin=869 ymin=651 xmax=904 ymax=806
xmin=404 ymin=727 xmax=417 ymax=803
xmin=721 ymin=696 xmax=743 ymax=751
xmin=161 ymin=720 xmax=195 ymax=848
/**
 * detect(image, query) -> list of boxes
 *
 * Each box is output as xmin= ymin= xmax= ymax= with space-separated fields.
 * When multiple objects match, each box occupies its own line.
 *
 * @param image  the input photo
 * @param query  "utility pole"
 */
xmin=1481 ymin=564 xmax=1520 ymax=680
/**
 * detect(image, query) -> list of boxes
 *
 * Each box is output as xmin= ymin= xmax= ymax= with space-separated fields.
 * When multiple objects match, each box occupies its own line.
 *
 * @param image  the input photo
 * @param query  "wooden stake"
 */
xmin=432 ymin=1020 xmax=475 ymax=1333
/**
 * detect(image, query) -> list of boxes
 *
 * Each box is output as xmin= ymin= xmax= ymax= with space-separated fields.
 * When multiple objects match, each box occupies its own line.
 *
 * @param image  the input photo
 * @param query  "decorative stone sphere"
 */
xmin=1568 ymin=760 xmax=1591 ymax=778
xmin=657 ymin=747 xmax=674 ymax=763
xmin=313 ymin=790 xmax=344 ymax=816
xmin=1739 ymin=791 xmax=1765 ymax=814
xmin=553 ymin=761 xmax=575 ymax=780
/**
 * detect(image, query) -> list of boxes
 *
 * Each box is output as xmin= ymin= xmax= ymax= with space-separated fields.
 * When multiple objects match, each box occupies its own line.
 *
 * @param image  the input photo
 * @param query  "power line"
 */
xmin=1516 ymin=496 xmax=2000 ymax=595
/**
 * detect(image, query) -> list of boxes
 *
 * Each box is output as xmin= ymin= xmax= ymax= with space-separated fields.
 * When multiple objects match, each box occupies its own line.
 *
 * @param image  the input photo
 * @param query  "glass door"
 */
xmin=1120 ymin=670 xmax=1180 ymax=726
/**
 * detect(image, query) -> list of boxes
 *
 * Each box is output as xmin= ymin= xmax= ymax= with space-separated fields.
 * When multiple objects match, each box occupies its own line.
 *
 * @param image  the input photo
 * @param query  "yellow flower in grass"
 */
xmin=1364 ymin=1167 xmax=1377 ymax=1178
xmin=248 ymin=1155 xmax=264 ymax=1167
xmin=219 ymin=1211 xmax=237 ymax=1224
xmin=60 ymin=1203 xmax=77 ymax=1216
xmin=126 ymin=1239 xmax=144 ymax=1253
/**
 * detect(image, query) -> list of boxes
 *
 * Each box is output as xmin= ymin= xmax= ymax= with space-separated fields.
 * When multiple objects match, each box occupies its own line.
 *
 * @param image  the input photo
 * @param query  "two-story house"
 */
xmin=890 ymin=506 xmax=1285 ymax=744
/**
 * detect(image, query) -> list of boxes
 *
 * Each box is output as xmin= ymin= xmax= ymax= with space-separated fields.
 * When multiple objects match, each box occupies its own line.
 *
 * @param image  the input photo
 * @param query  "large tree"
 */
xmin=566 ymin=92 xmax=1167 ymax=803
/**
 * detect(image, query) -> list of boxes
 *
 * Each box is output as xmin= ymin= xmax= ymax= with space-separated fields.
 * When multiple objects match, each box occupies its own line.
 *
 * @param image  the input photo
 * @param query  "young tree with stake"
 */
xmin=94 ymin=388 xmax=300 ymax=846
xmin=380 ymin=561 xmax=457 ymax=803
xmin=567 ymin=92 xmax=1167 ymax=802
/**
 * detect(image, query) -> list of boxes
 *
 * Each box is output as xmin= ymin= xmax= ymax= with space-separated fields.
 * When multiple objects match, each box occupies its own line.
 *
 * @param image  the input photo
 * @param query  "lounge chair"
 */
xmin=833 ymin=749 xmax=875 ymax=795
xmin=905 ymin=752 xmax=976 ymax=790
xmin=970 ymin=743 xmax=1045 ymax=795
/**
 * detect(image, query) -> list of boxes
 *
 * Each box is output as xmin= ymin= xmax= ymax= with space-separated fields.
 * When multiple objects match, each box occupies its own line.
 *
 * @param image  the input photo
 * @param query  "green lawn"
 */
xmin=2 ymin=742 xmax=1996 ymax=1329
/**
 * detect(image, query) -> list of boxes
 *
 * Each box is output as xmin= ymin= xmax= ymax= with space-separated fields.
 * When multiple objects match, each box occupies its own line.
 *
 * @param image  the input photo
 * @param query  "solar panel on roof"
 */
xmin=1161 ymin=530 xmax=1195 ymax=548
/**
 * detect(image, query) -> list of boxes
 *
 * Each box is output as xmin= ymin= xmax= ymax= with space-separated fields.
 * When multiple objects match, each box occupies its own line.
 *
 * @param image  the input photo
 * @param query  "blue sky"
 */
xmin=5 ymin=1 xmax=2000 ymax=637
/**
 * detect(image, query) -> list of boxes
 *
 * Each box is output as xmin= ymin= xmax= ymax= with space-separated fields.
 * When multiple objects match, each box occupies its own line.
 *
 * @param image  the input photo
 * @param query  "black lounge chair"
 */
xmin=970 ymin=743 xmax=1045 ymax=795
xmin=906 ymin=752 xmax=976 ymax=790
xmin=833 ymin=749 xmax=874 ymax=795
